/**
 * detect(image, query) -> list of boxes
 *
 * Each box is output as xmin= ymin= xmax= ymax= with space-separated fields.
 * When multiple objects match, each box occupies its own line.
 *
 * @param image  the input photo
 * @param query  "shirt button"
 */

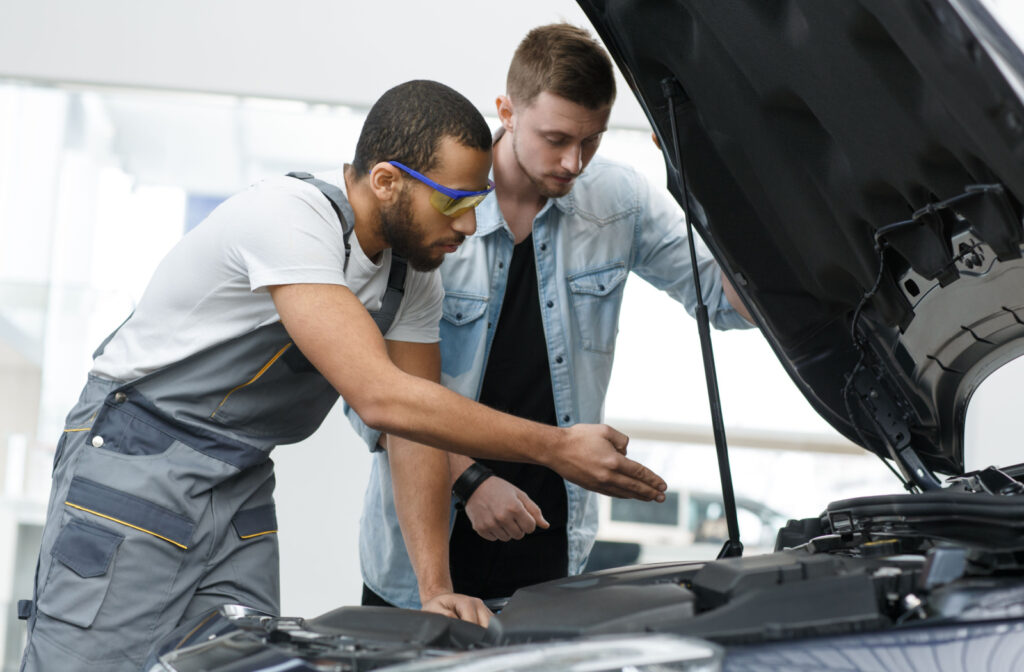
xmin=546 ymin=300 xmax=554 ymax=308
xmin=498 ymin=262 xmax=505 ymax=269
xmin=540 ymin=243 xmax=548 ymax=251
xmin=114 ymin=392 xmax=127 ymax=403
xmin=91 ymin=435 xmax=105 ymax=448
xmin=562 ymin=415 xmax=570 ymax=423
xmin=487 ymin=322 xmax=493 ymax=329
xmin=555 ymin=356 xmax=564 ymax=364
xmin=598 ymin=284 xmax=606 ymax=292
xmin=456 ymin=313 xmax=463 ymax=320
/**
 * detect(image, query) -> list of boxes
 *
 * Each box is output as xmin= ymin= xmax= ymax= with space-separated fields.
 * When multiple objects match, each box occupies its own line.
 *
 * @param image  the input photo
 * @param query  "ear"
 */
xmin=367 ymin=162 xmax=403 ymax=204
xmin=496 ymin=95 xmax=515 ymax=133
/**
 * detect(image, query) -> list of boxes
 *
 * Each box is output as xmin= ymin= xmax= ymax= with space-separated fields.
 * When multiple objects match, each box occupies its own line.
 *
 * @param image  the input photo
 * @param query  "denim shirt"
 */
xmin=348 ymin=155 xmax=751 ymax=608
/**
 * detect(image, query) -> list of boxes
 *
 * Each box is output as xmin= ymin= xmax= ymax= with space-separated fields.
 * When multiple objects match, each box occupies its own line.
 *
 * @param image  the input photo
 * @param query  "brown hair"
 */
xmin=506 ymin=23 xmax=616 ymax=110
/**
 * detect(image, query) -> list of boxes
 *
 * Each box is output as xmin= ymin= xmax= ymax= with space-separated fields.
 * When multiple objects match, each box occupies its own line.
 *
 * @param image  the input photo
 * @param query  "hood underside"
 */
xmin=579 ymin=0 xmax=1024 ymax=475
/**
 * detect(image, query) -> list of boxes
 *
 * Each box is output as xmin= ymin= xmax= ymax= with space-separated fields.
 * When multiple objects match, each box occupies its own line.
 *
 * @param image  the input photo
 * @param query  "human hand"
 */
xmin=465 ymin=476 xmax=549 ymax=541
xmin=421 ymin=592 xmax=492 ymax=627
xmin=547 ymin=424 xmax=666 ymax=501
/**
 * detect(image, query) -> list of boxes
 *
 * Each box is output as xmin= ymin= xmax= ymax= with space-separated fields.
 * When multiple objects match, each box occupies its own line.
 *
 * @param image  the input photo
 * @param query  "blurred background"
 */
xmin=0 ymin=1 xmax=1022 ymax=668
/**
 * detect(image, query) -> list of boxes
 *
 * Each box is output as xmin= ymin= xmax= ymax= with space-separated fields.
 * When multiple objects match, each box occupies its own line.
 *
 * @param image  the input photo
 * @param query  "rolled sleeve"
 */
xmin=631 ymin=170 xmax=751 ymax=331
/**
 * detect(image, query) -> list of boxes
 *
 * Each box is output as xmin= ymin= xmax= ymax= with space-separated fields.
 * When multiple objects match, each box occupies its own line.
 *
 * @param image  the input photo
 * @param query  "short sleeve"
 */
xmin=383 ymin=267 xmax=444 ymax=343
xmin=227 ymin=185 xmax=349 ymax=293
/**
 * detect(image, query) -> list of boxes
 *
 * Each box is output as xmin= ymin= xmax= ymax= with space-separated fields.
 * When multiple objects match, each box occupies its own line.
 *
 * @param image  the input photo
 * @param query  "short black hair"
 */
xmin=352 ymin=80 xmax=491 ymax=176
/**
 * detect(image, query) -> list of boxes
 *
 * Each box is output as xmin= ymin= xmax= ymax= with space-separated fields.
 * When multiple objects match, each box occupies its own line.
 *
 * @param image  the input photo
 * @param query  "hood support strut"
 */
xmin=662 ymin=78 xmax=743 ymax=559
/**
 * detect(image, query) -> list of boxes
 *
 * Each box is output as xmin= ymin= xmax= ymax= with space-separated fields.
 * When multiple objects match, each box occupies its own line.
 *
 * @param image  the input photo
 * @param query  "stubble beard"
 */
xmin=512 ymin=131 xmax=577 ymax=199
xmin=379 ymin=189 xmax=443 ymax=272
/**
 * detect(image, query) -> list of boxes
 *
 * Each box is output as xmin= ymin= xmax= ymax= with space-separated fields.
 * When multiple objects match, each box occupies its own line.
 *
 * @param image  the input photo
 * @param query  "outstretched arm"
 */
xmin=382 ymin=339 xmax=490 ymax=626
xmin=269 ymin=283 xmax=667 ymax=501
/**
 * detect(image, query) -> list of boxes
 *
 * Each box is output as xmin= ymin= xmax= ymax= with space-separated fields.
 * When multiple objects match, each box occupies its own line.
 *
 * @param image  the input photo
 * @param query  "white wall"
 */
xmin=0 ymin=0 xmax=650 ymax=130
xmin=273 ymin=406 xmax=371 ymax=615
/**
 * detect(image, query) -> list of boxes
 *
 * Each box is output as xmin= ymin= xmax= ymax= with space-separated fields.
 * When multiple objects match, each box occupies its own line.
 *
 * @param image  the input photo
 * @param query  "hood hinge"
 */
xmin=850 ymin=367 xmax=941 ymax=491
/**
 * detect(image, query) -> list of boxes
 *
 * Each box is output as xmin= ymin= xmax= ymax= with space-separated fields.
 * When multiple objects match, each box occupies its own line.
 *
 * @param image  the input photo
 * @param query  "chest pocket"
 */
xmin=567 ymin=262 xmax=628 ymax=354
xmin=442 ymin=293 xmax=489 ymax=327
xmin=440 ymin=293 xmax=489 ymax=374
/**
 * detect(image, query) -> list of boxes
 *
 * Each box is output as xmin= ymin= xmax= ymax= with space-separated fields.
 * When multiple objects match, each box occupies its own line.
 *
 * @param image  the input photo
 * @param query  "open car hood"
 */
xmin=578 ymin=0 xmax=1024 ymax=477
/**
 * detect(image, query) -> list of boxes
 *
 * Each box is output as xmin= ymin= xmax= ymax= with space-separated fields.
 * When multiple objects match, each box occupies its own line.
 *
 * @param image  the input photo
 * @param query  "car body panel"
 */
xmin=577 ymin=0 xmax=1024 ymax=476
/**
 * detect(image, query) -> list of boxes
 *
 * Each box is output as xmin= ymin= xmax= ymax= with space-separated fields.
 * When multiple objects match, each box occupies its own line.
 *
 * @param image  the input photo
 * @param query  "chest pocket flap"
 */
xmin=567 ymin=263 xmax=628 ymax=354
xmin=567 ymin=263 xmax=627 ymax=297
xmin=442 ymin=293 xmax=488 ymax=326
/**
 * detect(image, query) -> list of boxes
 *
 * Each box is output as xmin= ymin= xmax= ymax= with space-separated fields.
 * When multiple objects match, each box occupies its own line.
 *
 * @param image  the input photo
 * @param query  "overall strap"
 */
xmin=92 ymin=312 xmax=134 ymax=359
xmin=286 ymin=171 xmax=354 ymax=261
xmin=286 ymin=171 xmax=408 ymax=335
xmin=372 ymin=254 xmax=407 ymax=334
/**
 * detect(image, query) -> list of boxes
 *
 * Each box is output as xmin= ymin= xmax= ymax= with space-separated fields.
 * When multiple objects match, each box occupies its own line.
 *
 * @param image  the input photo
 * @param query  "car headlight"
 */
xmin=380 ymin=634 xmax=723 ymax=672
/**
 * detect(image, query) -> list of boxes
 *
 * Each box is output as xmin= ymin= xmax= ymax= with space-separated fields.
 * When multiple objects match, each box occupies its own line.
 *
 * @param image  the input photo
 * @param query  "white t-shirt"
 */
xmin=92 ymin=169 xmax=443 ymax=382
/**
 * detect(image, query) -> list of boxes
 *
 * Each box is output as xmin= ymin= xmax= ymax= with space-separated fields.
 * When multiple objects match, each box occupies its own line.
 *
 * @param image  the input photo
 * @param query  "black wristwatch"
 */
xmin=452 ymin=462 xmax=494 ymax=509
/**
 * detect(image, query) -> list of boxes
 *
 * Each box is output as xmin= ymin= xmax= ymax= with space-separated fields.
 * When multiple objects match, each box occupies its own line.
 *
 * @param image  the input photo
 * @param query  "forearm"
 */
xmin=271 ymin=282 xmax=556 ymax=466
xmin=364 ymin=369 xmax=561 ymax=467
xmin=361 ymin=372 xmax=660 ymax=502
xmin=387 ymin=434 xmax=455 ymax=603
xmin=448 ymin=452 xmax=477 ymax=489
xmin=271 ymin=283 xmax=663 ymax=501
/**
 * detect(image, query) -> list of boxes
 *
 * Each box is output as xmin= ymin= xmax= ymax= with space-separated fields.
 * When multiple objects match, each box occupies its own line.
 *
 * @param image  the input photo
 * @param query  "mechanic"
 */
xmin=350 ymin=26 xmax=753 ymax=620
xmin=19 ymin=79 xmax=667 ymax=672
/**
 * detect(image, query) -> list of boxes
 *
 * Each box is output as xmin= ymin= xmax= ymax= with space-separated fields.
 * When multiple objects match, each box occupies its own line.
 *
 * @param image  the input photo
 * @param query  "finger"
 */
xmin=520 ymin=493 xmax=549 ymax=530
xmin=505 ymin=518 xmax=527 ymax=540
xmin=620 ymin=454 xmax=665 ymax=493
xmin=605 ymin=426 xmax=629 ymax=455
xmin=421 ymin=598 xmax=458 ymax=619
xmin=474 ymin=602 xmax=493 ymax=627
xmin=472 ymin=519 xmax=501 ymax=542
xmin=603 ymin=457 xmax=667 ymax=501
xmin=508 ymin=502 xmax=536 ymax=536
xmin=454 ymin=598 xmax=491 ymax=627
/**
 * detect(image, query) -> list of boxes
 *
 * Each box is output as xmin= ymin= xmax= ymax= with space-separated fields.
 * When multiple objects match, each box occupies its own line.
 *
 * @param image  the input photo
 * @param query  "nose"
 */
xmin=560 ymin=145 xmax=583 ymax=175
xmin=452 ymin=208 xmax=477 ymax=236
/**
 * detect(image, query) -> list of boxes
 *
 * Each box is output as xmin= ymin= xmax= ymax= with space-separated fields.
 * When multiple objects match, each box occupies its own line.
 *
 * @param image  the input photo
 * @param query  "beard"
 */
xmin=512 ymin=131 xmax=579 ymax=199
xmin=379 ymin=188 xmax=445 ymax=272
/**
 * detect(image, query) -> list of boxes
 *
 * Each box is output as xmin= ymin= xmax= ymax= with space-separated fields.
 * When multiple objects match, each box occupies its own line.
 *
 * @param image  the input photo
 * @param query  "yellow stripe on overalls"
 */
xmin=210 ymin=343 xmax=294 ymax=418
xmin=239 ymin=530 xmax=278 ymax=540
xmin=64 ymin=413 xmax=98 ymax=433
xmin=64 ymin=502 xmax=189 ymax=550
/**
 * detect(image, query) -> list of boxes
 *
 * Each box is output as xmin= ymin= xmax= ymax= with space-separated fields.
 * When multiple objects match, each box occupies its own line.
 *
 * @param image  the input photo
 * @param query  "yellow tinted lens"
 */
xmin=430 ymin=191 xmax=488 ymax=217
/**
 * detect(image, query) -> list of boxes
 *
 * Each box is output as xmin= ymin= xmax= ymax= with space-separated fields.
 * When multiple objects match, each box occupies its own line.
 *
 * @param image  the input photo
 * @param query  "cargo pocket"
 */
xmin=567 ymin=262 xmax=628 ymax=353
xmin=232 ymin=505 xmax=278 ymax=540
xmin=62 ymin=476 xmax=195 ymax=549
xmin=37 ymin=519 xmax=123 ymax=628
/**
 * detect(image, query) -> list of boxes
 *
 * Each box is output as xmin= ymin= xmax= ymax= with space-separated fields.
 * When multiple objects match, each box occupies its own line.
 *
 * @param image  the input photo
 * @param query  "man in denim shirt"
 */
xmin=349 ymin=24 xmax=752 ymax=621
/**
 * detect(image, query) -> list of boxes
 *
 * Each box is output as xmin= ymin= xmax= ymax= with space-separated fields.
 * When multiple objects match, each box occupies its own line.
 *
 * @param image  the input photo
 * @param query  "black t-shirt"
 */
xmin=448 ymin=234 xmax=569 ymax=600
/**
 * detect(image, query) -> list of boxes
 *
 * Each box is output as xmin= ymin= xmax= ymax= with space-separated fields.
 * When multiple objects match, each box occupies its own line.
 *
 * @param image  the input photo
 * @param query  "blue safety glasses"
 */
xmin=388 ymin=161 xmax=495 ymax=218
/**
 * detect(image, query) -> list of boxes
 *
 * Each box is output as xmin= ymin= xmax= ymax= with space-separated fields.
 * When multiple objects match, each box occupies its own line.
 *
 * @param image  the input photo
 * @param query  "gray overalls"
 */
xmin=20 ymin=173 xmax=407 ymax=672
